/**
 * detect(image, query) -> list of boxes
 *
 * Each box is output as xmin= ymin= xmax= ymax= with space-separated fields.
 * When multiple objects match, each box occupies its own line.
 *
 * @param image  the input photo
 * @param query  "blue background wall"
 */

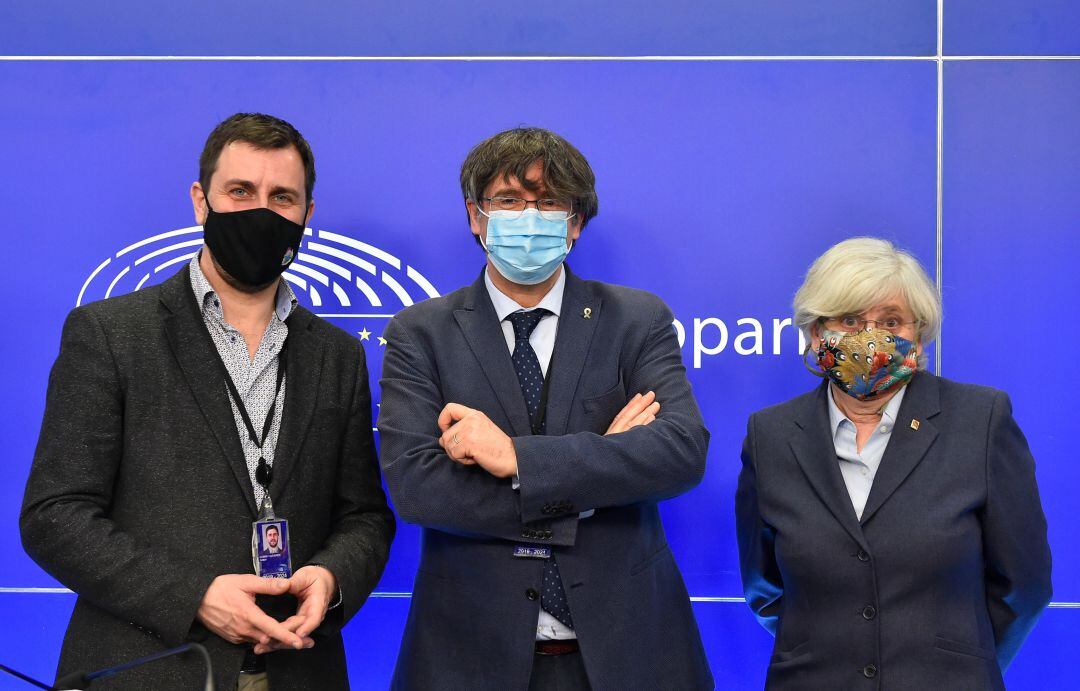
xmin=1 ymin=2 xmax=1077 ymax=689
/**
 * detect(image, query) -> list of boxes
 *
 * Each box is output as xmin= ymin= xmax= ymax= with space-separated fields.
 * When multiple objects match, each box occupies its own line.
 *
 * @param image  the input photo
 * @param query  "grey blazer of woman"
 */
xmin=736 ymin=372 xmax=1052 ymax=690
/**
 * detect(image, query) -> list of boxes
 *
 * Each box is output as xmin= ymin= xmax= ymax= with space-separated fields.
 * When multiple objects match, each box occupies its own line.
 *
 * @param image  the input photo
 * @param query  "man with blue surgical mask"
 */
xmin=378 ymin=127 xmax=713 ymax=690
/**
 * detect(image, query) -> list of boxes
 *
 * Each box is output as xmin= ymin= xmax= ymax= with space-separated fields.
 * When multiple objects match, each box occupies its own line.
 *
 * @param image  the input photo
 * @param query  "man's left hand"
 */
xmin=438 ymin=403 xmax=517 ymax=478
xmin=252 ymin=565 xmax=337 ymax=654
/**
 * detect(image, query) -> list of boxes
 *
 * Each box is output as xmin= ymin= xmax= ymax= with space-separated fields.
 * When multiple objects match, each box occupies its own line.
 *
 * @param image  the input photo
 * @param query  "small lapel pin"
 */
xmin=910 ymin=419 xmax=921 ymax=431
xmin=583 ymin=307 xmax=592 ymax=319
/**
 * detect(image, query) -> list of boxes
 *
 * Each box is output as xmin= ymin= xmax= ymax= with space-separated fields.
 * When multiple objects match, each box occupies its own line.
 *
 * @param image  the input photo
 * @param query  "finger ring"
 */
xmin=452 ymin=434 xmax=461 ymax=447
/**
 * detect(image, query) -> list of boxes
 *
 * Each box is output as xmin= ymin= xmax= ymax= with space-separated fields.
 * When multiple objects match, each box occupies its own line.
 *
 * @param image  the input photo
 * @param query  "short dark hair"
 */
xmin=199 ymin=113 xmax=315 ymax=204
xmin=460 ymin=127 xmax=599 ymax=228
xmin=265 ymin=525 xmax=279 ymax=534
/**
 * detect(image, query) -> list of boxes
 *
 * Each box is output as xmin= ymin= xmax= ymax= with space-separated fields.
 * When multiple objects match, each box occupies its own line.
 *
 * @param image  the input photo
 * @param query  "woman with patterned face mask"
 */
xmin=735 ymin=237 xmax=1052 ymax=690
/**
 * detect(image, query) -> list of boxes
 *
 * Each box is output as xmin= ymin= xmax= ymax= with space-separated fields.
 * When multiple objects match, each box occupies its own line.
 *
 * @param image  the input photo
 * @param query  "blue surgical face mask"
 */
xmin=480 ymin=208 xmax=572 ymax=285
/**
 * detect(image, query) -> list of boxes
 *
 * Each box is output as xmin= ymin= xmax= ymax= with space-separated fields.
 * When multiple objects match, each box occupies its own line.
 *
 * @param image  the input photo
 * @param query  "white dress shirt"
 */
xmin=485 ymin=268 xmax=564 ymax=376
xmin=483 ymin=268 xmax=579 ymax=641
xmin=827 ymin=383 xmax=907 ymax=520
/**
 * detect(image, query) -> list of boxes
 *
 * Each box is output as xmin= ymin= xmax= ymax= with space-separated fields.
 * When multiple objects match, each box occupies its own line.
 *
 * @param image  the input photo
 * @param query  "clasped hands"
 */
xmin=196 ymin=564 xmax=336 ymax=654
xmin=437 ymin=390 xmax=661 ymax=478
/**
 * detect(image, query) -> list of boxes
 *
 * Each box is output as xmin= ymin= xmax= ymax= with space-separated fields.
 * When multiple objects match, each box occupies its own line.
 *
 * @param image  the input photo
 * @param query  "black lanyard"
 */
xmin=219 ymin=339 xmax=288 ymax=491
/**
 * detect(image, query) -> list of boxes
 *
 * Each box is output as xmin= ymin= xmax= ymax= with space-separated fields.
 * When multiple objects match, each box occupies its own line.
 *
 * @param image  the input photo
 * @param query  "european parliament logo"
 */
xmin=77 ymin=226 xmax=440 ymax=344
xmin=76 ymin=227 xmax=809 ymax=367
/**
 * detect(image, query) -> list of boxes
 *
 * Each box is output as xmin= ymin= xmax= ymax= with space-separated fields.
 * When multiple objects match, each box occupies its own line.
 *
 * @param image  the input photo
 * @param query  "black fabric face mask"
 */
xmin=203 ymin=203 xmax=305 ymax=289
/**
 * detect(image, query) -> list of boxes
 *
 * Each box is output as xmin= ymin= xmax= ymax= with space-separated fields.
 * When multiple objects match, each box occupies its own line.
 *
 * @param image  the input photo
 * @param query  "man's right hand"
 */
xmin=196 ymin=574 xmax=307 ymax=650
xmin=605 ymin=391 xmax=661 ymax=435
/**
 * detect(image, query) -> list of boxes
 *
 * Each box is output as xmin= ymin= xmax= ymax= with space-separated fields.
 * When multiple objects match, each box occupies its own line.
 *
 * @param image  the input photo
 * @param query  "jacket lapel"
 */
xmin=859 ymin=372 xmax=941 ymax=525
xmin=789 ymin=382 xmax=870 ymax=551
xmin=544 ymin=267 xmax=601 ymax=437
xmin=268 ymin=307 xmax=325 ymax=504
xmin=161 ymin=266 xmax=258 ymax=517
xmin=454 ymin=271 xmax=533 ymax=436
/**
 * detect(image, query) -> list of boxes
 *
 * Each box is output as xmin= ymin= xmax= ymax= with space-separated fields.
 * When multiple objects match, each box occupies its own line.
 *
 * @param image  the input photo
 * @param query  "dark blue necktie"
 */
xmin=506 ymin=309 xmax=574 ymax=630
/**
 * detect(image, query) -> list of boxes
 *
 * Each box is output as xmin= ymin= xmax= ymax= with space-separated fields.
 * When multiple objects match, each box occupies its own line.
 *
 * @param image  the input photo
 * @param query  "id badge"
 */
xmin=252 ymin=518 xmax=292 ymax=578
xmin=513 ymin=545 xmax=552 ymax=559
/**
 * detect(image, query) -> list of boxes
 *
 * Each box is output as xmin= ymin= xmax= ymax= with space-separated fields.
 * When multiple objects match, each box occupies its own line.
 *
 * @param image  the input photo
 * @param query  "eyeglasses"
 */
xmin=822 ymin=315 xmax=922 ymax=334
xmin=478 ymin=196 xmax=576 ymax=222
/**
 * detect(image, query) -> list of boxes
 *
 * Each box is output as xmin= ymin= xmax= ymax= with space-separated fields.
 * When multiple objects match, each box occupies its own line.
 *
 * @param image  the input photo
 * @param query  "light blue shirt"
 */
xmin=827 ymin=383 xmax=908 ymax=521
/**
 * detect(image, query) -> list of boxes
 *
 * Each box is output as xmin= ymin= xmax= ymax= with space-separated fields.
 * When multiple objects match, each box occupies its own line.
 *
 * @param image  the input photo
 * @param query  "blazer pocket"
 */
xmin=581 ymin=377 xmax=626 ymax=421
xmin=934 ymin=635 xmax=996 ymax=661
xmin=770 ymin=639 xmax=811 ymax=664
xmin=629 ymin=543 xmax=671 ymax=576
xmin=301 ymin=407 xmax=346 ymax=453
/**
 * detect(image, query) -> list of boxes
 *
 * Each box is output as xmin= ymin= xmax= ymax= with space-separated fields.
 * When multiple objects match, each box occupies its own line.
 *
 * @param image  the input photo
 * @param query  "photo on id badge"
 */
xmin=253 ymin=519 xmax=292 ymax=578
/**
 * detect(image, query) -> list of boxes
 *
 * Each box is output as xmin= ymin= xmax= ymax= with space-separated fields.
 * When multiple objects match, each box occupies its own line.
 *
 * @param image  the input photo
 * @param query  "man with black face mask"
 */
xmin=21 ymin=113 xmax=394 ymax=691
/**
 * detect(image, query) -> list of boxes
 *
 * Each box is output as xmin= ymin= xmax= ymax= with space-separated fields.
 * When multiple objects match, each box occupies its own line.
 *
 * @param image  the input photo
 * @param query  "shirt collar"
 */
xmin=189 ymin=251 xmax=298 ymax=322
xmin=827 ymin=380 xmax=907 ymax=436
xmin=484 ymin=266 xmax=565 ymax=321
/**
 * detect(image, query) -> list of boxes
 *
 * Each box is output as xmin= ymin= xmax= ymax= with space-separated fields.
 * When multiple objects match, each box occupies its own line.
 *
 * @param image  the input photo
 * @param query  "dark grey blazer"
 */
xmin=736 ymin=373 xmax=1052 ymax=690
xmin=378 ymin=268 xmax=713 ymax=691
xmin=21 ymin=266 xmax=395 ymax=691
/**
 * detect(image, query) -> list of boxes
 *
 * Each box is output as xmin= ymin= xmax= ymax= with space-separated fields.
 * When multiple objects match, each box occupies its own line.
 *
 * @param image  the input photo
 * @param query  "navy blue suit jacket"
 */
xmin=736 ymin=373 xmax=1052 ymax=690
xmin=379 ymin=267 xmax=713 ymax=690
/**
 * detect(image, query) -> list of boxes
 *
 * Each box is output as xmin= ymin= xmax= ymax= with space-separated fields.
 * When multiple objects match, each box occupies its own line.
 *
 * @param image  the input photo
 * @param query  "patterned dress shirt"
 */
xmin=188 ymin=253 xmax=296 ymax=509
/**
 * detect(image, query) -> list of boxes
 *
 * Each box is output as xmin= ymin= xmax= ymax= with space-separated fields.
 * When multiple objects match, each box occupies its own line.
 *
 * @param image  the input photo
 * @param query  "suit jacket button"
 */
xmin=862 ymin=605 xmax=877 ymax=620
xmin=862 ymin=664 xmax=877 ymax=678
xmin=857 ymin=549 xmax=870 ymax=562
xmin=526 ymin=588 xmax=539 ymax=601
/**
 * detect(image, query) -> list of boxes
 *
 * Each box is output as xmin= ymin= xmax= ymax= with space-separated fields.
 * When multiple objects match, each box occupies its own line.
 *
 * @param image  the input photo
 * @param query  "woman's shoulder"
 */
xmin=749 ymin=385 xmax=826 ymax=427
xmin=921 ymin=372 xmax=1007 ymax=408
xmin=747 ymin=373 xmax=1009 ymax=428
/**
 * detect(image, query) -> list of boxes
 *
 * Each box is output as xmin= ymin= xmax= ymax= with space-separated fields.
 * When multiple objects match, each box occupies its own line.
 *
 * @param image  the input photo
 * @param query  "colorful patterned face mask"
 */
xmin=811 ymin=327 xmax=919 ymax=401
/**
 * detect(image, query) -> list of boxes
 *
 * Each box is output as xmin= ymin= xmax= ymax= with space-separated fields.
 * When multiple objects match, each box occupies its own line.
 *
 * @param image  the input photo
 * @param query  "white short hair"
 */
xmin=793 ymin=237 xmax=942 ymax=348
